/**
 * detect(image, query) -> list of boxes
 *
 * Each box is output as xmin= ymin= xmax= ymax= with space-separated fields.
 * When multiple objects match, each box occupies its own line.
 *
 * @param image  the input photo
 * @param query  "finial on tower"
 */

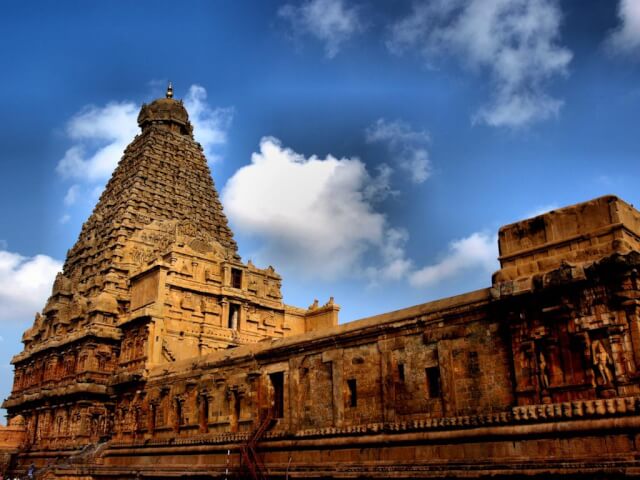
xmin=166 ymin=81 xmax=174 ymax=99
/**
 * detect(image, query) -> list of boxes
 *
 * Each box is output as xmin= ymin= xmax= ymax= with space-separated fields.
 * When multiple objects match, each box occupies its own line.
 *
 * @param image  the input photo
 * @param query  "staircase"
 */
xmin=240 ymin=409 xmax=274 ymax=480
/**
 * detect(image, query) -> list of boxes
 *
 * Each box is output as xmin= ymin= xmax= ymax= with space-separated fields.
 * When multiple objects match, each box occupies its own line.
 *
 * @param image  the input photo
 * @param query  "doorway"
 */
xmin=269 ymin=372 xmax=284 ymax=418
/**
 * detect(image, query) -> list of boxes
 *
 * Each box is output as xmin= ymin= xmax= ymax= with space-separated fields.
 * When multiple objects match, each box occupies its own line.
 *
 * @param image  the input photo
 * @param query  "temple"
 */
xmin=3 ymin=87 xmax=640 ymax=479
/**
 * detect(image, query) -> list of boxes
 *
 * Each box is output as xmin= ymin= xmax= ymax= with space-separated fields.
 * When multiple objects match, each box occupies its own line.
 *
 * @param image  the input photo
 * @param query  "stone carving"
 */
xmin=538 ymin=351 xmax=550 ymax=390
xmin=592 ymin=340 xmax=614 ymax=386
xmin=201 ymin=297 xmax=221 ymax=316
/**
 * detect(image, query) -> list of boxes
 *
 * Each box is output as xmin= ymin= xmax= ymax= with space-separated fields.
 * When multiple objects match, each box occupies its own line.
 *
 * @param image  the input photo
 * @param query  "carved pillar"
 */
xmin=288 ymin=358 xmax=303 ymax=431
xmin=322 ymin=350 xmax=344 ymax=427
xmin=148 ymin=402 xmax=156 ymax=435
xmin=623 ymin=302 xmax=640 ymax=372
xmin=609 ymin=325 xmax=628 ymax=383
xmin=377 ymin=341 xmax=396 ymax=423
xmin=173 ymin=397 xmax=183 ymax=433
xmin=220 ymin=298 xmax=229 ymax=330
xmin=79 ymin=408 xmax=90 ymax=437
xmin=228 ymin=388 xmax=239 ymax=433
xmin=198 ymin=392 xmax=209 ymax=433
xmin=42 ymin=407 xmax=52 ymax=441
xmin=246 ymin=372 xmax=262 ymax=425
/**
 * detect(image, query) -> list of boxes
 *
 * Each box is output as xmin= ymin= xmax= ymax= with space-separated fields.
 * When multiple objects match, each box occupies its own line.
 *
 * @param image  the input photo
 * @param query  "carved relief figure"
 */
xmin=538 ymin=351 xmax=550 ymax=390
xmin=592 ymin=340 xmax=614 ymax=386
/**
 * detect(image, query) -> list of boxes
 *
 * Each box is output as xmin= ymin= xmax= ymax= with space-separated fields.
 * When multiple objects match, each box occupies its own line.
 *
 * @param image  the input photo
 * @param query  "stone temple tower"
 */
xmin=2 ymin=85 xmax=338 ymax=450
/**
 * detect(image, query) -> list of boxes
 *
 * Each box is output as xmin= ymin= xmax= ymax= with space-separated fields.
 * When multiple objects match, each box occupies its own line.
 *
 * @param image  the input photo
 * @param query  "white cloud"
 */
xmin=388 ymin=0 xmax=572 ymax=128
xmin=222 ymin=137 xmax=405 ymax=280
xmin=56 ymin=102 xmax=139 ymax=181
xmin=364 ymin=227 xmax=413 ymax=283
xmin=0 ymin=250 xmax=62 ymax=322
xmin=59 ymin=214 xmax=71 ymax=225
xmin=279 ymin=0 xmax=364 ymax=58
xmin=363 ymin=163 xmax=396 ymax=201
xmin=606 ymin=0 xmax=640 ymax=55
xmin=63 ymin=184 xmax=80 ymax=206
xmin=56 ymin=84 xmax=233 ymax=183
xmin=366 ymin=118 xmax=431 ymax=183
xmin=184 ymin=85 xmax=234 ymax=162
xmin=409 ymin=232 xmax=498 ymax=288
xmin=221 ymin=137 xmax=499 ymax=289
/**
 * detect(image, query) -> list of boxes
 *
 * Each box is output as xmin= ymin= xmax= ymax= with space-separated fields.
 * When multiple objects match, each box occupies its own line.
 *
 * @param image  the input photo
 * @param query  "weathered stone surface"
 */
xmin=4 ymin=87 xmax=640 ymax=479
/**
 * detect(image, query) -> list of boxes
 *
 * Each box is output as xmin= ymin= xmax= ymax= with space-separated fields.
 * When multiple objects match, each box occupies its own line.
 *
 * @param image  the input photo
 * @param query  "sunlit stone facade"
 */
xmin=3 ymin=89 xmax=640 ymax=479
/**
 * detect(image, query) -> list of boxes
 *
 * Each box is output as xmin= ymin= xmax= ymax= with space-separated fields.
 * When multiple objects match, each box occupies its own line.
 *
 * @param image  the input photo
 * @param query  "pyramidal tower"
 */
xmin=3 ymin=85 xmax=339 ymax=449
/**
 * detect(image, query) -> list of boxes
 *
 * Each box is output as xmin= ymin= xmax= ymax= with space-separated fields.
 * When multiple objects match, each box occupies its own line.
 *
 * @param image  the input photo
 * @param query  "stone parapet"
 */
xmin=495 ymin=195 xmax=640 ymax=295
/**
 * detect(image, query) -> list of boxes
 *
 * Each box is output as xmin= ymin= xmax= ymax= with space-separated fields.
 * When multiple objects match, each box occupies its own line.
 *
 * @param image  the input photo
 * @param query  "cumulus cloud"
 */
xmin=366 ymin=118 xmax=431 ymax=183
xmin=221 ymin=137 xmax=500 ymax=289
xmin=363 ymin=227 xmax=413 ymax=283
xmin=409 ymin=232 xmax=498 ymax=288
xmin=606 ymin=0 xmax=640 ymax=56
xmin=63 ymin=184 xmax=80 ymax=207
xmin=279 ymin=0 xmax=364 ymax=58
xmin=388 ymin=0 xmax=572 ymax=128
xmin=222 ymin=137 xmax=407 ymax=280
xmin=0 ymin=250 xmax=62 ymax=322
xmin=56 ymin=102 xmax=139 ymax=181
xmin=184 ymin=85 xmax=234 ymax=162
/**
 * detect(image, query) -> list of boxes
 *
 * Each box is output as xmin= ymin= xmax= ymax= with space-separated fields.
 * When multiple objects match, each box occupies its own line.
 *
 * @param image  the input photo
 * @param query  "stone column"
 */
xmin=148 ymin=402 xmax=156 ymax=435
xmin=608 ymin=325 xmax=627 ymax=383
xmin=623 ymin=301 xmax=640 ymax=372
xmin=322 ymin=350 xmax=344 ymax=427
xmin=288 ymin=357 xmax=303 ymax=431
xmin=220 ymin=298 xmax=229 ymax=329
xmin=198 ymin=392 xmax=209 ymax=433
xmin=377 ymin=341 xmax=396 ymax=423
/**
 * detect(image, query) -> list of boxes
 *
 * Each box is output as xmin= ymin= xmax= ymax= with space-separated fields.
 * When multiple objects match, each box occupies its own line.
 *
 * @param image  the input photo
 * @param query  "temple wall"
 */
xmin=108 ymin=289 xmax=515 ymax=442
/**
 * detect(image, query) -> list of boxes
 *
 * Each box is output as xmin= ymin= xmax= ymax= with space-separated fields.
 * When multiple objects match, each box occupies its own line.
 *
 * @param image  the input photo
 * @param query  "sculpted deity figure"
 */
xmin=592 ymin=340 xmax=614 ymax=386
xmin=538 ymin=352 xmax=550 ymax=390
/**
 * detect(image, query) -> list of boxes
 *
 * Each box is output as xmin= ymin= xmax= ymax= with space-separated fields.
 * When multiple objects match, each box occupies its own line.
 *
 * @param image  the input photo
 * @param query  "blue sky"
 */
xmin=1 ymin=0 xmax=640 ymax=419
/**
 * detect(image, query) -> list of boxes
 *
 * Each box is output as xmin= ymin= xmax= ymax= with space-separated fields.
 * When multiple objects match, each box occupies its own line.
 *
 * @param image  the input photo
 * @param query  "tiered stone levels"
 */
xmin=2 ymin=90 xmax=334 ymax=456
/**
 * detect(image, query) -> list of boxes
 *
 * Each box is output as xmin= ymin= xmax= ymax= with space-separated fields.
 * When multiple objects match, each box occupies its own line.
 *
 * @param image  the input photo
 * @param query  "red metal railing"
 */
xmin=240 ymin=409 xmax=274 ymax=480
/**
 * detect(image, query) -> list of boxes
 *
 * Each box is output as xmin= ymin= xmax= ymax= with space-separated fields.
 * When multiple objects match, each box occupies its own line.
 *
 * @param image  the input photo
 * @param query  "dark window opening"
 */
xmin=175 ymin=400 xmax=183 ymax=428
xmin=269 ymin=371 xmax=285 ymax=418
xmin=426 ymin=366 xmax=441 ymax=398
xmin=231 ymin=268 xmax=242 ymax=289
xmin=228 ymin=304 xmax=240 ymax=329
xmin=201 ymin=396 xmax=209 ymax=428
xmin=398 ymin=363 xmax=405 ymax=382
xmin=233 ymin=393 xmax=241 ymax=423
xmin=347 ymin=379 xmax=357 ymax=407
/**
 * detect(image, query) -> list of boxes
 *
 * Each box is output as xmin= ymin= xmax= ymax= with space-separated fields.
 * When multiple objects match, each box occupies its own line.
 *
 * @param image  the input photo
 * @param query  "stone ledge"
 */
xmin=12 ymin=326 xmax=121 ymax=364
xmin=107 ymin=395 xmax=640 ymax=449
xmin=2 ymin=383 xmax=109 ymax=409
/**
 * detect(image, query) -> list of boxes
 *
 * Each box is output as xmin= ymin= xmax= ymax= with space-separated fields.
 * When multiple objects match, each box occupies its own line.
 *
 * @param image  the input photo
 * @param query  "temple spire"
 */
xmin=166 ymin=81 xmax=174 ymax=99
